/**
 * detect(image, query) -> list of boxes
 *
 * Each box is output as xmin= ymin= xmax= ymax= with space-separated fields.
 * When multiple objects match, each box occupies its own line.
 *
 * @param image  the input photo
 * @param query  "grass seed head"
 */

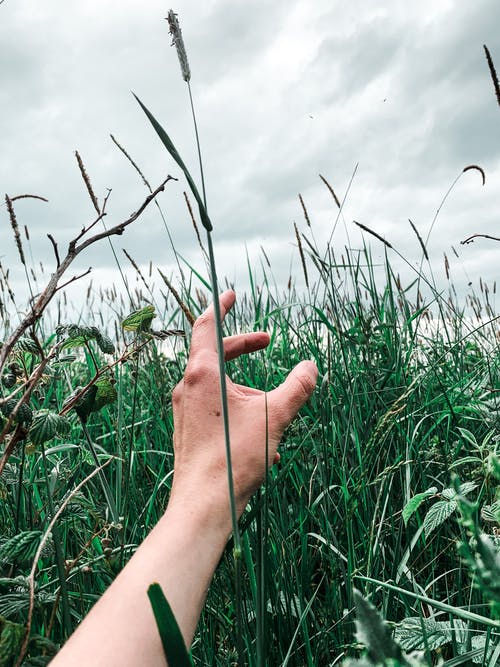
xmin=167 ymin=10 xmax=191 ymax=83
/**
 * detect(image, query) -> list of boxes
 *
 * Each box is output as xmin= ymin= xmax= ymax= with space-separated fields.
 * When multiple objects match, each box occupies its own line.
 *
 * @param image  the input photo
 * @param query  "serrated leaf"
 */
xmin=29 ymin=410 xmax=70 ymax=447
xmin=442 ymin=482 xmax=477 ymax=501
xmin=95 ymin=333 xmax=115 ymax=354
xmin=61 ymin=335 xmax=90 ymax=350
xmin=481 ymin=502 xmax=500 ymax=523
xmin=0 ymin=399 xmax=33 ymax=426
xmin=74 ymin=385 xmax=98 ymax=423
xmin=15 ymin=337 xmax=40 ymax=355
xmin=423 ymin=500 xmax=457 ymax=538
xmin=353 ymin=589 xmax=406 ymax=664
xmin=471 ymin=634 xmax=496 ymax=663
xmin=94 ymin=378 xmax=117 ymax=411
xmin=395 ymin=617 xmax=468 ymax=652
xmin=121 ymin=305 xmax=156 ymax=332
xmin=402 ymin=487 xmax=438 ymax=525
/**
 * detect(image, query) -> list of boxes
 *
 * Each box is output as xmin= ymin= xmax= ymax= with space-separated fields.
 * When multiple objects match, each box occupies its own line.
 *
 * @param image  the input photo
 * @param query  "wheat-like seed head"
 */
xmin=166 ymin=10 xmax=191 ymax=83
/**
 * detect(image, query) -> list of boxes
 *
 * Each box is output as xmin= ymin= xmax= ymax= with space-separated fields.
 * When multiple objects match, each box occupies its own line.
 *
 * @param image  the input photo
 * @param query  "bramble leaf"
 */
xmin=423 ymin=500 xmax=457 ymax=538
xmin=29 ymin=410 xmax=71 ymax=447
xmin=121 ymin=305 xmax=156 ymax=332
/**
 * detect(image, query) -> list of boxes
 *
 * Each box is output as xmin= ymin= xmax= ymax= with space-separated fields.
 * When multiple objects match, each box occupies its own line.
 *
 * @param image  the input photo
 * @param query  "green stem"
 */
xmin=40 ymin=442 xmax=73 ymax=637
xmin=187 ymin=81 xmax=207 ymax=208
xmin=205 ymin=230 xmax=244 ymax=665
xmin=80 ymin=420 xmax=119 ymax=524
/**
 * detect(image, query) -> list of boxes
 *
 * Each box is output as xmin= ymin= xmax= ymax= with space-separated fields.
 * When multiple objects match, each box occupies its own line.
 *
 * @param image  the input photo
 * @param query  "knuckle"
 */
xmin=183 ymin=355 xmax=215 ymax=386
xmin=172 ymin=382 xmax=183 ymax=405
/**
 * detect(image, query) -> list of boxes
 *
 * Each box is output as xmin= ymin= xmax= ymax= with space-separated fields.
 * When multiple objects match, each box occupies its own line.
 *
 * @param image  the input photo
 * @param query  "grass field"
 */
xmin=1 ymin=16 xmax=499 ymax=666
xmin=0 ymin=214 xmax=499 ymax=665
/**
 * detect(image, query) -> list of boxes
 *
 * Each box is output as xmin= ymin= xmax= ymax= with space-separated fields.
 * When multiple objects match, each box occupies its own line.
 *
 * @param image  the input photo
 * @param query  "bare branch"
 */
xmin=0 ymin=175 xmax=175 ymax=375
xmin=47 ymin=233 xmax=61 ymax=267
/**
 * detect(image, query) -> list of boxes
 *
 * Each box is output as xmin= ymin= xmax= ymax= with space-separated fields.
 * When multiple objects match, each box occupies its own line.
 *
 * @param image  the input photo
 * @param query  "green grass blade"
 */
xmin=356 ymin=576 xmax=500 ymax=629
xmin=147 ymin=582 xmax=193 ymax=667
xmin=133 ymin=94 xmax=212 ymax=232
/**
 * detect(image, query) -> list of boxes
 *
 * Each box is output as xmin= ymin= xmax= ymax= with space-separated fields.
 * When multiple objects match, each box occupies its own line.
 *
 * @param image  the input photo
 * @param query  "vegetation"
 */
xmin=0 ymin=12 xmax=499 ymax=667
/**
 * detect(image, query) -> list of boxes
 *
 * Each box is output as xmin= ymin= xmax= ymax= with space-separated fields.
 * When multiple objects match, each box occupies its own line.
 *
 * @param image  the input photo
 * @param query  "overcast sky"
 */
xmin=1 ymin=0 xmax=499 ymax=324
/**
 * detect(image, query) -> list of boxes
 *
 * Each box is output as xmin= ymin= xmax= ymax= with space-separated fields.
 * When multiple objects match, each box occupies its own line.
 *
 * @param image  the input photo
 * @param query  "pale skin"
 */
xmin=50 ymin=290 xmax=318 ymax=666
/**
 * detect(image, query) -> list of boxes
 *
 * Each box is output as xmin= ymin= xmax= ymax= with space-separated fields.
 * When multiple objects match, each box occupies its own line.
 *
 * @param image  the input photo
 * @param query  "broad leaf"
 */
xmin=121 ymin=305 xmax=156 ymax=332
xmin=423 ymin=500 xmax=457 ymax=538
xmin=402 ymin=487 xmax=437 ymax=525
xmin=29 ymin=410 xmax=70 ymax=446
xmin=443 ymin=482 xmax=477 ymax=501
xmin=395 ymin=617 xmax=468 ymax=652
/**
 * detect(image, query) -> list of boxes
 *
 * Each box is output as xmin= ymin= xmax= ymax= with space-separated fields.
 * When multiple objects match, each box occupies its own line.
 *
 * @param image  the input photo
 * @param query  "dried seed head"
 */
xmin=5 ymin=195 xmax=26 ymax=266
xmin=166 ymin=10 xmax=191 ymax=82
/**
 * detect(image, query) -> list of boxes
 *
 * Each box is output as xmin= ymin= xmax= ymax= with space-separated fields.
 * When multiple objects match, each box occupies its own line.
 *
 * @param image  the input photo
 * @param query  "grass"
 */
xmin=0 ymin=223 xmax=499 ymax=664
xmin=0 ymin=16 xmax=499 ymax=667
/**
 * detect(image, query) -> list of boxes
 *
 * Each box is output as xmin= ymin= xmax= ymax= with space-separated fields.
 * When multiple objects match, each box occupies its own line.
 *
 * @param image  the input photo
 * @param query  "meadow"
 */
xmin=0 ymin=16 xmax=499 ymax=667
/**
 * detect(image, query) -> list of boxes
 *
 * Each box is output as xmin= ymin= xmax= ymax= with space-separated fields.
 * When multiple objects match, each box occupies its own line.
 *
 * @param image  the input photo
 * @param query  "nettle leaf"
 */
xmin=29 ymin=410 xmax=71 ymax=447
xmin=0 ymin=531 xmax=43 ymax=566
xmin=353 ymin=589 xmax=406 ymax=665
xmin=442 ymin=482 xmax=478 ymax=501
xmin=481 ymin=501 xmax=500 ymax=522
xmin=402 ymin=487 xmax=438 ymax=526
xmin=423 ymin=500 xmax=457 ymax=538
xmin=395 ymin=617 xmax=468 ymax=652
xmin=121 ymin=305 xmax=156 ymax=332
xmin=471 ymin=633 xmax=496 ymax=663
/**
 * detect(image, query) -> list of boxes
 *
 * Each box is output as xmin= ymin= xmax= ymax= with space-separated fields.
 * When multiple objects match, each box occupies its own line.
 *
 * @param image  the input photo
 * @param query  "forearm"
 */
xmin=51 ymin=497 xmax=231 ymax=666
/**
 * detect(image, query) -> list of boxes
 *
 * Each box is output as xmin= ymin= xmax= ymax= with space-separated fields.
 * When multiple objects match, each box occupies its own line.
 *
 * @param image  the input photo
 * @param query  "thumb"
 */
xmin=267 ymin=360 xmax=318 ymax=429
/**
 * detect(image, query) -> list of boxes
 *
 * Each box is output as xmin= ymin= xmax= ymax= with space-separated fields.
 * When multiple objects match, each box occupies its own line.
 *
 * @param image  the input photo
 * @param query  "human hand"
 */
xmin=170 ymin=290 xmax=317 ymax=525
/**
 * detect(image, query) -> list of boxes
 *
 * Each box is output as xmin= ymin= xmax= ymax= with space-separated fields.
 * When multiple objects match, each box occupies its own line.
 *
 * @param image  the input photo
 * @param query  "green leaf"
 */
xmin=423 ymin=500 xmax=457 ymax=538
xmin=29 ymin=410 xmax=70 ymax=447
xmin=74 ymin=385 xmax=98 ymax=423
xmin=147 ymin=583 xmax=193 ymax=667
xmin=481 ymin=501 xmax=500 ymax=523
xmin=442 ymin=482 xmax=477 ymax=501
xmin=353 ymin=589 xmax=407 ymax=665
xmin=95 ymin=333 xmax=115 ymax=354
xmin=121 ymin=305 xmax=156 ymax=332
xmin=133 ymin=94 xmax=212 ymax=232
xmin=402 ymin=487 xmax=437 ymax=525
xmin=395 ymin=617 xmax=468 ymax=652
xmin=94 ymin=378 xmax=117 ymax=411
xmin=15 ymin=337 xmax=40 ymax=355
xmin=0 ymin=399 xmax=33 ymax=426
xmin=60 ymin=335 xmax=90 ymax=350
xmin=73 ymin=378 xmax=117 ymax=423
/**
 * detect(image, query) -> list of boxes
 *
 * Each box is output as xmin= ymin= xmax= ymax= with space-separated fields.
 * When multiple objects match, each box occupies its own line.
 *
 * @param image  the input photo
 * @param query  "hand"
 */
xmin=170 ymin=290 xmax=318 ymax=523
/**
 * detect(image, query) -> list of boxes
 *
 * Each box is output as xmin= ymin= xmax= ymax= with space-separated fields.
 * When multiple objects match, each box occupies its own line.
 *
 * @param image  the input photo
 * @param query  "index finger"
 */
xmin=189 ymin=289 xmax=236 ymax=358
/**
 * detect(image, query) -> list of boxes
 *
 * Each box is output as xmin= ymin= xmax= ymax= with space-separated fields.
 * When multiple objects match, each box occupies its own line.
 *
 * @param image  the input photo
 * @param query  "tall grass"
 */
xmin=0 ymin=15 xmax=499 ymax=667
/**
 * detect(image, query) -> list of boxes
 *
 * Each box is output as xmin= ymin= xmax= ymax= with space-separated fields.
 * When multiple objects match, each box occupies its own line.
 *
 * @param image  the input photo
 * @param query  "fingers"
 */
xmin=223 ymin=332 xmax=270 ymax=361
xmin=190 ymin=290 xmax=236 ymax=358
xmin=267 ymin=360 xmax=317 ymax=428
